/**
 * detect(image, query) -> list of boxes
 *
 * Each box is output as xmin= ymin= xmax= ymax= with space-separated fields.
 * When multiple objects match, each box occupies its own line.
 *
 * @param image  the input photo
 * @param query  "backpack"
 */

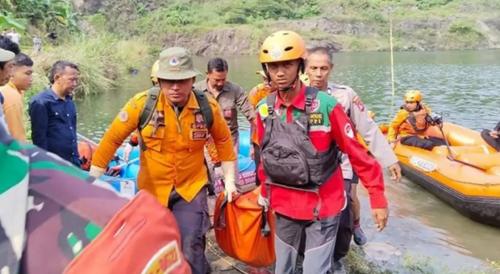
xmin=260 ymin=87 xmax=341 ymax=189
xmin=138 ymin=87 xmax=213 ymax=132
xmin=137 ymin=87 xmax=213 ymax=150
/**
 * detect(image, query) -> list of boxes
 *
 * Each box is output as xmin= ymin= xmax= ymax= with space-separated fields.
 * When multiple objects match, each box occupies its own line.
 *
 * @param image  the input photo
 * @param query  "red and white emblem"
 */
xmin=344 ymin=123 xmax=354 ymax=138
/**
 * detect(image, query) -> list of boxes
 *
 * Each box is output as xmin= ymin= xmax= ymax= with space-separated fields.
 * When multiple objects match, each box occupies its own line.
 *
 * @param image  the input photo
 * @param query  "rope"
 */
xmin=389 ymin=9 xmax=396 ymax=120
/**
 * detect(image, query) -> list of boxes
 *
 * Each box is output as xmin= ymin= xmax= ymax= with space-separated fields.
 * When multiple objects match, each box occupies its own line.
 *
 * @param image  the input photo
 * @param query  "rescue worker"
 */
xmin=248 ymin=70 xmax=274 ymax=108
xmin=255 ymin=30 xmax=388 ymax=273
xmin=194 ymin=57 xmax=255 ymax=152
xmin=248 ymin=70 xmax=276 ymax=181
xmin=481 ymin=121 xmax=500 ymax=151
xmin=388 ymin=90 xmax=445 ymax=150
xmin=89 ymin=47 xmax=237 ymax=274
xmin=305 ymin=46 xmax=401 ymax=271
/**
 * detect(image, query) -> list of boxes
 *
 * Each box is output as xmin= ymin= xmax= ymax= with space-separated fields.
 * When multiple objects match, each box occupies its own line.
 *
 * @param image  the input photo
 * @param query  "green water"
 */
xmin=75 ymin=50 xmax=500 ymax=271
xmin=77 ymin=49 xmax=500 ymax=140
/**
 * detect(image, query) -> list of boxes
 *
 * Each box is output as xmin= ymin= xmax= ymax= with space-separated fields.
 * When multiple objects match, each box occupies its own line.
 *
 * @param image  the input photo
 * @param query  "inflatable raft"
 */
xmin=385 ymin=122 xmax=500 ymax=227
xmin=79 ymin=130 xmax=256 ymax=198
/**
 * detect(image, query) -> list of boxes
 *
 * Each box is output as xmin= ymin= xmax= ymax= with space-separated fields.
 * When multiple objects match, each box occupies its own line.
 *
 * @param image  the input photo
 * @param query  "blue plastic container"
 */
xmin=238 ymin=129 xmax=251 ymax=157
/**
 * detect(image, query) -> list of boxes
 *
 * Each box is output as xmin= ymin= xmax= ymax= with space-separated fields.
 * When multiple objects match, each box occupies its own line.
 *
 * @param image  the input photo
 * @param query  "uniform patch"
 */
xmin=258 ymin=104 xmax=269 ymax=118
xmin=352 ymin=96 xmax=365 ymax=112
xmin=191 ymin=129 xmax=208 ymax=140
xmin=311 ymin=99 xmax=320 ymax=112
xmin=344 ymin=123 xmax=354 ymax=138
xmin=118 ymin=111 xmax=128 ymax=122
xmin=192 ymin=112 xmax=206 ymax=129
xmin=309 ymin=113 xmax=324 ymax=126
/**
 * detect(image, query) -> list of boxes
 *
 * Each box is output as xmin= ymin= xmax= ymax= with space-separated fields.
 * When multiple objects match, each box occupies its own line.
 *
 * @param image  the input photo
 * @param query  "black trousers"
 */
xmin=481 ymin=129 xmax=500 ymax=152
xmin=401 ymin=135 xmax=446 ymax=150
xmin=333 ymin=179 xmax=353 ymax=262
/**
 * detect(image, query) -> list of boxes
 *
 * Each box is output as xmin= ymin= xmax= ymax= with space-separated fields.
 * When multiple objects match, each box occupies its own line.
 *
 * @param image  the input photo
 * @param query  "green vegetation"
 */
xmin=2 ymin=0 xmax=499 ymax=97
xmin=27 ymin=34 xmax=151 ymax=99
xmin=1 ymin=0 xmax=78 ymax=38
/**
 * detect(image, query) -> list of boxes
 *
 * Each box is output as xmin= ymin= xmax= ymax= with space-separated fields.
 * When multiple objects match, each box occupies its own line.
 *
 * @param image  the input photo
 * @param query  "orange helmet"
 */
xmin=259 ymin=30 xmax=306 ymax=64
xmin=404 ymin=90 xmax=423 ymax=102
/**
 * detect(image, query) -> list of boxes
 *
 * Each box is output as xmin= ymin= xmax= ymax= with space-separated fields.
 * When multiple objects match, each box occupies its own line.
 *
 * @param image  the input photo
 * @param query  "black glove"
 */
xmin=433 ymin=116 xmax=443 ymax=125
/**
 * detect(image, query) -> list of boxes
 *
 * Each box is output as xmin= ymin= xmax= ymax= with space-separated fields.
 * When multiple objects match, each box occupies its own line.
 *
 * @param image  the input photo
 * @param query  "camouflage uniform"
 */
xmin=0 ymin=111 xmax=129 ymax=274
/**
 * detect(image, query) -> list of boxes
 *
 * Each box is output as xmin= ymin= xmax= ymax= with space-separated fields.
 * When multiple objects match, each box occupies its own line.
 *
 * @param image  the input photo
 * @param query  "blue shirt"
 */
xmin=29 ymin=88 xmax=80 ymax=166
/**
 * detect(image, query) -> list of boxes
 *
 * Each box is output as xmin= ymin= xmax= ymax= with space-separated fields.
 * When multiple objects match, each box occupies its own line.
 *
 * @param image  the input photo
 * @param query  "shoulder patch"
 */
xmin=344 ymin=123 xmax=354 ymax=138
xmin=118 ymin=110 xmax=128 ymax=122
xmin=311 ymin=98 xmax=320 ymax=112
xmin=258 ymin=103 xmax=269 ymax=118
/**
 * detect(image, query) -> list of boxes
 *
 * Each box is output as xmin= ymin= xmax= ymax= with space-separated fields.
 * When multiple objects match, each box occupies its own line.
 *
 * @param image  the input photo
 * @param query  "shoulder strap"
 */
xmin=266 ymin=93 xmax=277 ymax=115
xmin=138 ymin=87 xmax=161 ymax=131
xmin=193 ymin=89 xmax=213 ymax=130
xmin=301 ymin=87 xmax=320 ymax=132
xmin=304 ymin=87 xmax=319 ymax=115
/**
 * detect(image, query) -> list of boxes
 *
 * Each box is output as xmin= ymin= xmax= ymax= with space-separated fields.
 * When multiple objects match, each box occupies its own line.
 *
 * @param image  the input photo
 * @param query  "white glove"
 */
xmin=257 ymin=194 xmax=269 ymax=211
xmin=123 ymin=143 xmax=134 ymax=162
xmin=89 ymin=165 xmax=106 ymax=179
xmin=221 ymin=161 xmax=237 ymax=202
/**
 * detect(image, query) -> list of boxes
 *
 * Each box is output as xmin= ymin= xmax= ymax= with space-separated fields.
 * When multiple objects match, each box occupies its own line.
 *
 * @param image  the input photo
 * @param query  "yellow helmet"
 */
xmin=151 ymin=60 xmax=159 ymax=85
xmin=404 ymin=90 xmax=423 ymax=102
xmin=259 ymin=30 xmax=306 ymax=64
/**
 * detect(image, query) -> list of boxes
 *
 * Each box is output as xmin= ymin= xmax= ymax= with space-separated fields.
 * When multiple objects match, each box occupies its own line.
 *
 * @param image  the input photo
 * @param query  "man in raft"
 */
xmin=481 ymin=121 xmax=500 ymax=152
xmin=388 ymin=90 xmax=445 ymax=150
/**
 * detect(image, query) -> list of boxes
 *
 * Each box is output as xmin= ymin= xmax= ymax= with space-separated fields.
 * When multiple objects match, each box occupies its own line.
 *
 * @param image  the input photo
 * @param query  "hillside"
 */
xmin=73 ymin=0 xmax=500 ymax=55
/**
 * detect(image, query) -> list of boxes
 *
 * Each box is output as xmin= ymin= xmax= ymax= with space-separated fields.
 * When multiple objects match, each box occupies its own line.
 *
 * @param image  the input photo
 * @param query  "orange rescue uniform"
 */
xmin=248 ymin=83 xmax=273 ymax=145
xmin=388 ymin=104 xmax=432 ymax=142
xmin=92 ymin=90 xmax=236 ymax=205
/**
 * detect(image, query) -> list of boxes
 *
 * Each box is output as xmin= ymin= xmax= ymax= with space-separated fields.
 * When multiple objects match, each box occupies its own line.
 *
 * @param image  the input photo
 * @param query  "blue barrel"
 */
xmin=238 ymin=154 xmax=255 ymax=172
xmin=116 ymin=146 xmax=140 ymax=161
xmin=238 ymin=129 xmax=251 ymax=157
xmin=123 ymin=163 xmax=140 ymax=179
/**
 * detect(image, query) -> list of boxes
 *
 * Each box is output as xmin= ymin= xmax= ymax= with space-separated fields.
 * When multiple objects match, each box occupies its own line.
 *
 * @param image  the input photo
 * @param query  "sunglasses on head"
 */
xmin=405 ymin=101 xmax=416 ymax=104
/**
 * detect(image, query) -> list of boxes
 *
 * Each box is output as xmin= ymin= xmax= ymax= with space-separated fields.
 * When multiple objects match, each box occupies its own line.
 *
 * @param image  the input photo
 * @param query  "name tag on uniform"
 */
xmin=191 ymin=129 xmax=208 ymax=140
xmin=309 ymin=113 xmax=324 ymax=126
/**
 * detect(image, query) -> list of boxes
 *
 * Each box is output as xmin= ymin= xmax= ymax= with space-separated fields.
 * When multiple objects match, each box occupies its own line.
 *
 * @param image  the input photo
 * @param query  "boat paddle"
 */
xmin=436 ymin=118 xmax=486 ymax=171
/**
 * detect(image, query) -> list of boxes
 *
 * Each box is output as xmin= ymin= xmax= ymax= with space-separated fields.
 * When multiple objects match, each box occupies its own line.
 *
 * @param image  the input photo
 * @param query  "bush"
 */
xmin=448 ymin=21 xmax=480 ymax=35
xmin=29 ymin=34 xmax=151 ymax=97
xmin=416 ymin=0 xmax=453 ymax=10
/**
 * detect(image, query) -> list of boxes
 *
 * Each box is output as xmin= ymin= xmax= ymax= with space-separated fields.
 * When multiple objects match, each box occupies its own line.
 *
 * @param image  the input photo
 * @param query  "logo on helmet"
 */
xmin=270 ymin=46 xmax=283 ymax=60
xmin=169 ymin=57 xmax=180 ymax=66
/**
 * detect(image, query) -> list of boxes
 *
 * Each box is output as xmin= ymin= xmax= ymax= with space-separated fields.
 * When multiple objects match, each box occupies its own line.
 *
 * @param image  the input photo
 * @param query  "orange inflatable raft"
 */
xmin=383 ymin=122 xmax=500 ymax=227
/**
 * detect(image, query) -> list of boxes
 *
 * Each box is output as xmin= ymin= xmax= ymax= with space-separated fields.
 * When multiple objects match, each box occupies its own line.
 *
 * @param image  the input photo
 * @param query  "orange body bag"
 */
xmin=64 ymin=191 xmax=191 ymax=274
xmin=214 ymin=186 xmax=275 ymax=267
